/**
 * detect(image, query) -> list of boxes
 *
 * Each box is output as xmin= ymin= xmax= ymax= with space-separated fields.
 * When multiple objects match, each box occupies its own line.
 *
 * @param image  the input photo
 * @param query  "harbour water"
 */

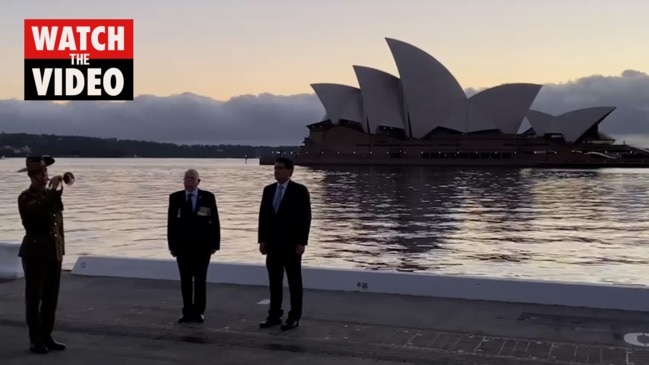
xmin=1 ymin=157 xmax=649 ymax=285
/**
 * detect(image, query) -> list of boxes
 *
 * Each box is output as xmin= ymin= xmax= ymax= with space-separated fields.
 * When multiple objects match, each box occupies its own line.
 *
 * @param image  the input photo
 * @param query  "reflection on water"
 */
xmin=1 ymin=158 xmax=649 ymax=285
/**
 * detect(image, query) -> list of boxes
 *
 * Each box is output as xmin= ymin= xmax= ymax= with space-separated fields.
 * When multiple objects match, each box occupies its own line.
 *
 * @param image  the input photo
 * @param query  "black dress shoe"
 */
xmin=30 ymin=342 xmax=49 ymax=354
xmin=194 ymin=314 xmax=204 ymax=323
xmin=259 ymin=318 xmax=282 ymax=328
xmin=44 ymin=338 xmax=66 ymax=351
xmin=178 ymin=315 xmax=193 ymax=323
xmin=281 ymin=319 xmax=299 ymax=331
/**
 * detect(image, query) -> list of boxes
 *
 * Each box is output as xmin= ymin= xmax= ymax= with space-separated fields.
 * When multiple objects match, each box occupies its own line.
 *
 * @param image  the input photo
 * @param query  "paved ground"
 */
xmin=1 ymin=272 xmax=649 ymax=364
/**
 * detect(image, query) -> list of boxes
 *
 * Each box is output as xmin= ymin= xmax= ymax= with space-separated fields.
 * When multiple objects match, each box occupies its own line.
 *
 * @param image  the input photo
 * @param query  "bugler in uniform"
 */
xmin=16 ymin=155 xmax=67 ymax=354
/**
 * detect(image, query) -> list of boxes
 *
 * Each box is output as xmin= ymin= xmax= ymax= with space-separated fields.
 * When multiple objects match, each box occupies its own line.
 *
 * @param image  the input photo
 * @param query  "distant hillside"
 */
xmin=0 ymin=133 xmax=299 ymax=158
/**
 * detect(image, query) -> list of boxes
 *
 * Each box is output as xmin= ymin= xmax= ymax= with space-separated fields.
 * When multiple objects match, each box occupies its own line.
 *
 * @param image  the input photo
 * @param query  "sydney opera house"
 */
xmin=280 ymin=38 xmax=649 ymax=167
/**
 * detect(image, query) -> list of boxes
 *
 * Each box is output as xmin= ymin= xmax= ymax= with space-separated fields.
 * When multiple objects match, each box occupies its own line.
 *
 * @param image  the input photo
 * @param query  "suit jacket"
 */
xmin=17 ymin=186 xmax=65 ymax=262
xmin=167 ymin=189 xmax=220 ymax=254
xmin=258 ymin=180 xmax=311 ymax=248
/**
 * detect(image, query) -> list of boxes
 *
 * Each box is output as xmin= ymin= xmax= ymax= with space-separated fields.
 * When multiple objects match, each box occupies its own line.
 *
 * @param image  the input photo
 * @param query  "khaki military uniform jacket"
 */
xmin=17 ymin=186 xmax=65 ymax=261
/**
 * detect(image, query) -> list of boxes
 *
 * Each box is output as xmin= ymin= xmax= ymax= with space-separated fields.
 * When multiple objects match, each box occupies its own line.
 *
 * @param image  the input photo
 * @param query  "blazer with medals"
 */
xmin=258 ymin=180 xmax=311 ymax=248
xmin=167 ymin=189 xmax=220 ymax=254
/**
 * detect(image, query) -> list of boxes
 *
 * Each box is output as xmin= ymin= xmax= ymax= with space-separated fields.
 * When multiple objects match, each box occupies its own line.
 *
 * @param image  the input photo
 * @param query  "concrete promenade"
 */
xmin=2 ymin=268 xmax=649 ymax=364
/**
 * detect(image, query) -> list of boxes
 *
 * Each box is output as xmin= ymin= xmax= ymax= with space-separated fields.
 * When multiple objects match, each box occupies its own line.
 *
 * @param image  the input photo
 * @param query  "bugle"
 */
xmin=49 ymin=171 xmax=75 ymax=186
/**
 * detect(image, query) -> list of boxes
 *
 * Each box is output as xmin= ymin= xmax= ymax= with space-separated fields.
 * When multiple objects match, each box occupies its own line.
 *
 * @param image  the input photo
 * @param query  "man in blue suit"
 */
xmin=257 ymin=157 xmax=312 ymax=331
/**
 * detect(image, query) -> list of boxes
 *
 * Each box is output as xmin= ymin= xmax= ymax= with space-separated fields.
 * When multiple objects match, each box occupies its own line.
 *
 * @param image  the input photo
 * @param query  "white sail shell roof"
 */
xmin=526 ymin=107 xmax=616 ymax=142
xmin=386 ymin=38 xmax=466 ymax=138
xmin=386 ymin=38 xmax=542 ymax=135
xmin=311 ymin=83 xmax=366 ymax=132
xmin=353 ymin=65 xmax=407 ymax=134
xmin=468 ymin=83 xmax=543 ymax=134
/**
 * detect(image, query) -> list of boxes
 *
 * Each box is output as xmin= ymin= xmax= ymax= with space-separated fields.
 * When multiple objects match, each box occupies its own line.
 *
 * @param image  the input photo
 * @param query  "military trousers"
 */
xmin=22 ymin=259 xmax=62 ymax=343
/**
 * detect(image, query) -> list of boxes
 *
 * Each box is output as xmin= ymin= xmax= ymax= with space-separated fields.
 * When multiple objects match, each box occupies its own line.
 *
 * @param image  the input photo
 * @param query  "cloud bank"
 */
xmin=1 ymin=70 xmax=648 ymax=146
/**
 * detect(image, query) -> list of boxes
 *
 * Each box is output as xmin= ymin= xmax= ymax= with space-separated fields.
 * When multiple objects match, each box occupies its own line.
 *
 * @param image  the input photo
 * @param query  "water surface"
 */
xmin=1 ymin=157 xmax=648 ymax=286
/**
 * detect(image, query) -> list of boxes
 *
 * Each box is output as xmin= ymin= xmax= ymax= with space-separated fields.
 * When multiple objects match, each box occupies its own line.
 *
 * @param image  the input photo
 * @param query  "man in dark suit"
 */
xmin=167 ymin=169 xmax=220 ymax=323
xmin=257 ymin=157 xmax=311 ymax=331
xmin=16 ymin=155 xmax=67 ymax=354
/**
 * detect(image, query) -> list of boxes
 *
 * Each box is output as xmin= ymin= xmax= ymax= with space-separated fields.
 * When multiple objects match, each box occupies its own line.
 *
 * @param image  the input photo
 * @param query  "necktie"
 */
xmin=186 ymin=193 xmax=194 ymax=213
xmin=273 ymin=185 xmax=283 ymax=212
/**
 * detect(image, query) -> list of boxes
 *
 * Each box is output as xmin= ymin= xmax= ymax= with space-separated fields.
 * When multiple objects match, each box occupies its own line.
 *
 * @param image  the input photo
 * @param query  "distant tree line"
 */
xmin=0 ymin=133 xmax=300 ymax=158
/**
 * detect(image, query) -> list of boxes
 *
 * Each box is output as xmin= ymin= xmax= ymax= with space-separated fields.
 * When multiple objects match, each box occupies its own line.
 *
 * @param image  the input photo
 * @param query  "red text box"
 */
xmin=24 ymin=19 xmax=133 ymax=59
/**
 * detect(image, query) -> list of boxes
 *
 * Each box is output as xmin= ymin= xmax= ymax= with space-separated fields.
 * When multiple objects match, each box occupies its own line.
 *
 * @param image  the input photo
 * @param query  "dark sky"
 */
xmin=1 ymin=70 xmax=648 ymax=146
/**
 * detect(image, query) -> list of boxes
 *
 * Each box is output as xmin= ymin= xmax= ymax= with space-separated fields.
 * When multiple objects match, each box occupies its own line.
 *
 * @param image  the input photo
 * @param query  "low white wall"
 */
xmin=71 ymin=255 xmax=649 ymax=312
xmin=0 ymin=241 xmax=24 ymax=279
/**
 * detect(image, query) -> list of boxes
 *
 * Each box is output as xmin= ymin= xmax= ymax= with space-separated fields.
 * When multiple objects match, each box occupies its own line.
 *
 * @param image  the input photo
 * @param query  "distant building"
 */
xmin=263 ymin=38 xmax=649 ymax=167
xmin=310 ymin=38 xmax=614 ymax=144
